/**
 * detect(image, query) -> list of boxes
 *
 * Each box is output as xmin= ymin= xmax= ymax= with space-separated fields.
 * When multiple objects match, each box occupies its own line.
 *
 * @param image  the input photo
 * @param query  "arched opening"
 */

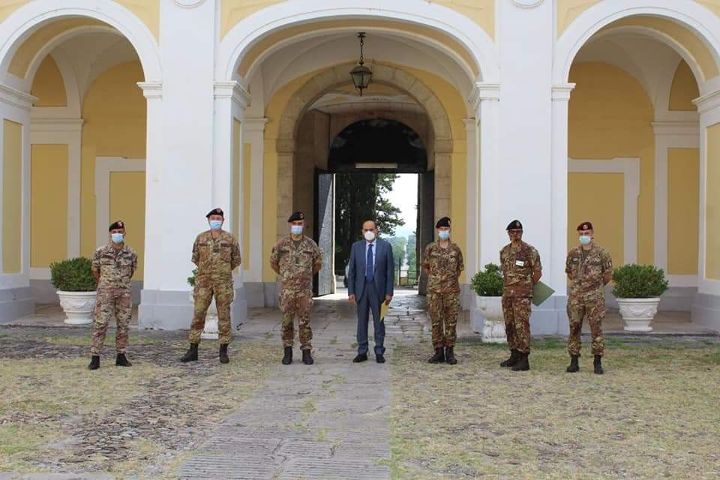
xmin=563 ymin=10 xmax=719 ymax=326
xmin=0 ymin=7 xmax=159 ymax=320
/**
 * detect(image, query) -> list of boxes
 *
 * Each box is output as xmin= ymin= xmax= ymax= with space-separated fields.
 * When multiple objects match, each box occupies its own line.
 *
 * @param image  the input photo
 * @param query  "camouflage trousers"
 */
xmin=502 ymin=296 xmax=532 ymax=353
xmin=279 ymin=288 xmax=313 ymax=350
xmin=427 ymin=292 xmax=461 ymax=348
xmin=190 ymin=280 xmax=234 ymax=344
xmin=567 ymin=294 xmax=606 ymax=356
xmin=91 ymin=288 xmax=132 ymax=355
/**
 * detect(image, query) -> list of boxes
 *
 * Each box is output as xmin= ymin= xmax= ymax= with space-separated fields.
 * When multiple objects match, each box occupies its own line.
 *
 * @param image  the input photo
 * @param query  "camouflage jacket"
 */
xmin=565 ymin=244 xmax=613 ymax=299
xmin=270 ymin=235 xmax=322 ymax=292
xmin=92 ymin=243 xmax=137 ymax=290
xmin=422 ymin=241 xmax=464 ymax=293
xmin=500 ymin=241 xmax=541 ymax=297
xmin=192 ymin=230 xmax=241 ymax=281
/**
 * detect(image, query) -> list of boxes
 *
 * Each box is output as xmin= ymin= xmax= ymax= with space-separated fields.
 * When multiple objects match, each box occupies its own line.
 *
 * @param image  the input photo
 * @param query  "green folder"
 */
xmin=532 ymin=281 xmax=555 ymax=306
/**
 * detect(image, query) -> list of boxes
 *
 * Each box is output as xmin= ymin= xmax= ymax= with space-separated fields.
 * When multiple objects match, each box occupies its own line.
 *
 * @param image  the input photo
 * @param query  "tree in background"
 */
xmin=334 ymin=173 xmax=405 ymax=274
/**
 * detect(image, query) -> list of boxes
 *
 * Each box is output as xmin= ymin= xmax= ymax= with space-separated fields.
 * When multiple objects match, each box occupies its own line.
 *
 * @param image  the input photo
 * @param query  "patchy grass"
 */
xmin=0 ymin=333 xmax=276 ymax=478
xmin=389 ymin=337 xmax=720 ymax=479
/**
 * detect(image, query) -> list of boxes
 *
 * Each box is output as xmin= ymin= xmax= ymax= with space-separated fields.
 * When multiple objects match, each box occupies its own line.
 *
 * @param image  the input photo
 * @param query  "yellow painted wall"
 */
xmin=231 ymin=118 xmax=240 ymax=240
xmin=80 ymin=61 xmax=146 ymax=276
xmin=667 ymin=148 xmax=699 ymax=275
xmin=0 ymin=1 xmax=158 ymax=40
xmin=109 ymin=172 xmax=145 ymax=279
xmin=3 ymin=120 xmax=22 ymax=273
xmin=221 ymin=0 xmax=494 ymax=39
xmin=669 ymin=60 xmax=699 ymax=111
xmin=30 ymin=144 xmax=68 ymax=267
xmin=557 ymin=0 xmax=601 ymax=37
xmin=30 ymin=55 xmax=67 ymax=107
xmin=706 ymin=123 xmax=720 ymax=280
xmin=568 ymin=62 xmax=655 ymax=265
xmin=243 ymin=142 xmax=251 ymax=272
xmin=568 ymin=173 xmax=624 ymax=265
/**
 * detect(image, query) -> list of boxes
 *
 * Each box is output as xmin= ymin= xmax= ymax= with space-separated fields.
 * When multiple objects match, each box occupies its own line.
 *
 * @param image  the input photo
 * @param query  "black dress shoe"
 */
xmin=353 ymin=353 xmax=368 ymax=363
xmin=376 ymin=354 xmax=386 ymax=364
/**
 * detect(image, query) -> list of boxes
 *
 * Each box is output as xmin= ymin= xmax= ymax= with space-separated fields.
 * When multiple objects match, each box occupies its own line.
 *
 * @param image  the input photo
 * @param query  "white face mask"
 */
xmin=364 ymin=231 xmax=376 ymax=242
xmin=290 ymin=225 xmax=303 ymax=235
xmin=579 ymin=235 xmax=592 ymax=246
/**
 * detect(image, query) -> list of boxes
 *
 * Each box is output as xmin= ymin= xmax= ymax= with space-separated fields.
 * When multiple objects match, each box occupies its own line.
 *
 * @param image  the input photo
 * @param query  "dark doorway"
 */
xmin=313 ymin=118 xmax=430 ymax=296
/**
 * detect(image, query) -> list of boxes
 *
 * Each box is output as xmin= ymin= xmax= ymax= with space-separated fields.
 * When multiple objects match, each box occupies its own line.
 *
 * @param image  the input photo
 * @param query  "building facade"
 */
xmin=0 ymin=0 xmax=719 ymax=333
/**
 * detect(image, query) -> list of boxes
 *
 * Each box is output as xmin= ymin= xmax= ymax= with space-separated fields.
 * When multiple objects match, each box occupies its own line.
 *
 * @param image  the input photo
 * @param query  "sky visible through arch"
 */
xmin=385 ymin=174 xmax=418 ymax=239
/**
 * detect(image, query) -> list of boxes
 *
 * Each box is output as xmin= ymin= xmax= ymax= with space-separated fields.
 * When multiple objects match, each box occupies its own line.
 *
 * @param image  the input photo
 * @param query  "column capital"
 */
xmin=469 ymin=82 xmax=501 ymax=111
xmin=137 ymin=81 xmax=163 ymax=99
xmin=551 ymin=83 xmax=575 ymax=101
xmin=0 ymin=83 xmax=35 ymax=110
xmin=243 ymin=117 xmax=268 ymax=133
xmin=693 ymin=89 xmax=720 ymax=114
xmin=214 ymin=81 xmax=251 ymax=108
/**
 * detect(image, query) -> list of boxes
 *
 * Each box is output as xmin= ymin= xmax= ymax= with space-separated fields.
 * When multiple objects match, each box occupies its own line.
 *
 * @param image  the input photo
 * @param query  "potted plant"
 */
xmin=612 ymin=264 xmax=669 ymax=332
xmin=188 ymin=268 xmax=219 ymax=339
xmin=471 ymin=263 xmax=506 ymax=343
xmin=49 ymin=257 xmax=97 ymax=325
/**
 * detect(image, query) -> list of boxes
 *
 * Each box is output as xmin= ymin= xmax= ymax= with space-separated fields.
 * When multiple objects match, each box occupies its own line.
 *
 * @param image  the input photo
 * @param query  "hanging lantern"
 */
xmin=350 ymin=32 xmax=372 ymax=95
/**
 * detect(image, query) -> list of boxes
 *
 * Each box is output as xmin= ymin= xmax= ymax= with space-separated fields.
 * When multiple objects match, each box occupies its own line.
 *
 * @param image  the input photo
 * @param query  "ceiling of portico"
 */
xmin=31 ymin=31 xmax=139 ymax=106
xmin=574 ymin=31 xmax=699 ymax=113
xmin=250 ymin=31 xmax=474 ymax=107
xmin=310 ymin=83 xmax=424 ymax=115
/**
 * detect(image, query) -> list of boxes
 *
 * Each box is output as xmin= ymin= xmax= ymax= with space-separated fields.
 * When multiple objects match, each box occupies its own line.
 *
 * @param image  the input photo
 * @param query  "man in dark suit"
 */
xmin=347 ymin=220 xmax=395 ymax=363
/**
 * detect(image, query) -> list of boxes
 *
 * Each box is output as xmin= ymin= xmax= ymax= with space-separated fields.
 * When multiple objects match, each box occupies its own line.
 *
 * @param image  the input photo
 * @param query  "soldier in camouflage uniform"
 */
xmin=565 ymin=221 xmax=613 ymax=374
xmin=270 ymin=211 xmax=322 ymax=365
xmin=88 ymin=220 xmax=138 ymax=370
xmin=422 ymin=217 xmax=464 ymax=365
xmin=180 ymin=208 xmax=241 ymax=364
xmin=500 ymin=220 xmax=542 ymax=371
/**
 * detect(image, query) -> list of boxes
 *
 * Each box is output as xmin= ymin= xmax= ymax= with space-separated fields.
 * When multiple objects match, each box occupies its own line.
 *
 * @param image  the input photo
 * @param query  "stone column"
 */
xmin=692 ymin=89 xmax=720 ymax=330
xmin=0 ymin=83 xmax=35 ymax=321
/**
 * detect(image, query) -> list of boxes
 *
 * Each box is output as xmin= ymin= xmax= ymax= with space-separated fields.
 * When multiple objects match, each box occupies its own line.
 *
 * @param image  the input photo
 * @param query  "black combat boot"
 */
xmin=566 ymin=355 xmax=579 ymax=373
xmin=445 ymin=346 xmax=457 ymax=365
xmin=219 ymin=344 xmax=229 ymax=364
xmin=593 ymin=355 xmax=604 ymax=375
xmin=180 ymin=343 xmax=199 ymax=362
xmin=500 ymin=349 xmax=519 ymax=367
xmin=428 ymin=347 xmax=445 ymax=364
xmin=282 ymin=346 xmax=293 ymax=365
xmin=88 ymin=355 xmax=100 ymax=370
xmin=115 ymin=353 xmax=132 ymax=367
xmin=302 ymin=349 xmax=314 ymax=365
xmin=511 ymin=352 xmax=530 ymax=371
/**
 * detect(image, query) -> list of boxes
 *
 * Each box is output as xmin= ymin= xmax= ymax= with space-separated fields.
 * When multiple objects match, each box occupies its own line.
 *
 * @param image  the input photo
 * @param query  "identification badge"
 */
xmin=515 ymin=260 xmax=525 ymax=267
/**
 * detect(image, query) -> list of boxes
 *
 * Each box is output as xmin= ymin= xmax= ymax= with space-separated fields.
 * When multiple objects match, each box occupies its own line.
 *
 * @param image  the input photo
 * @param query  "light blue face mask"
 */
xmin=209 ymin=220 xmax=223 ymax=230
xmin=111 ymin=233 xmax=124 ymax=244
xmin=579 ymin=235 xmax=592 ymax=246
xmin=290 ymin=225 xmax=303 ymax=235
xmin=438 ymin=230 xmax=450 ymax=240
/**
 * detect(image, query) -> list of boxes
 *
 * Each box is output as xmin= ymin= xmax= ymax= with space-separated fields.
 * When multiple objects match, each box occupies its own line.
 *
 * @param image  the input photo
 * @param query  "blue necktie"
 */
xmin=366 ymin=243 xmax=374 ymax=282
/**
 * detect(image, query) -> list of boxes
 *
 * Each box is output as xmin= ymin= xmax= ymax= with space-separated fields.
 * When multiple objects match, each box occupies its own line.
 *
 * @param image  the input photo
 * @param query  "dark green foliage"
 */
xmin=334 ymin=173 xmax=405 ymax=274
xmin=49 ymin=257 xmax=96 ymax=292
xmin=471 ymin=263 xmax=503 ymax=297
xmin=612 ymin=264 xmax=669 ymax=298
xmin=187 ymin=268 xmax=198 ymax=287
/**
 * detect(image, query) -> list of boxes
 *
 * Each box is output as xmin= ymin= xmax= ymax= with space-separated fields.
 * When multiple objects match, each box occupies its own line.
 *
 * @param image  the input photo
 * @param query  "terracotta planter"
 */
xmin=476 ymin=295 xmax=506 ymax=344
xmin=616 ymin=297 xmax=660 ymax=332
xmin=57 ymin=291 xmax=97 ymax=325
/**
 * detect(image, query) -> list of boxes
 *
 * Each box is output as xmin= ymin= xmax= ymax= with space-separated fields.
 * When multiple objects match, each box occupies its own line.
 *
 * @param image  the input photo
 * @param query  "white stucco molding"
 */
xmin=0 ymin=82 xmax=36 ymax=110
xmin=652 ymin=120 xmax=700 ymax=282
xmin=94 ymin=157 xmax=145 ymax=248
xmin=469 ymin=82 xmax=500 ymax=112
xmin=0 ymin=0 xmax=162 ymax=83
xmin=137 ymin=81 xmax=163 ymax=99
xmin=554 ymin=0 xmax=720 ymax=89
xmin=214 ymin=81 xmax=251 ymax=108
xmin=569 ymin=158 xmax=640 ymax=265
xmin=30 ymin=114 xmax=83 ymax=260
xmin=551 ymin=83 xmax=576 ymax=101
xmin=217 ymin=0 xmax=499 ymax=84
